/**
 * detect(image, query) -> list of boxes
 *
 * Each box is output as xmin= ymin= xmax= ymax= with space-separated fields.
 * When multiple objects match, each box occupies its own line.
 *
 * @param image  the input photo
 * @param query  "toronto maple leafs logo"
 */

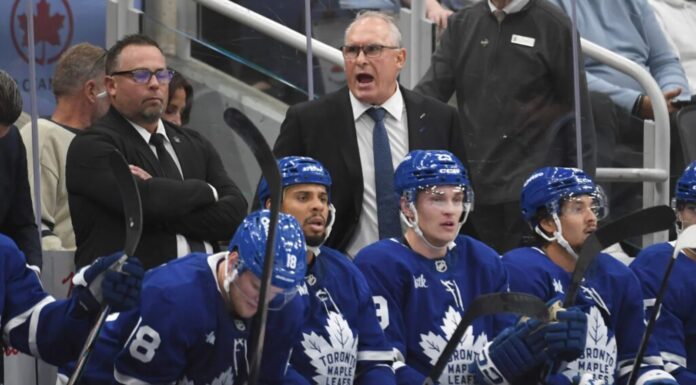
xmin=178 ymin=366 xmax=235 ymax=385
xmin=10 ymin=0 xmax=74 ymax=65
xmin=553 ymin=278 xmax=565 ymax=294
xmin=563 ymin=307 xmax=617 ymax=384
xmin=419 ymin=306 xmax=488 ymax=385
xmin=300 ymin=312 xmax=358 ymax=383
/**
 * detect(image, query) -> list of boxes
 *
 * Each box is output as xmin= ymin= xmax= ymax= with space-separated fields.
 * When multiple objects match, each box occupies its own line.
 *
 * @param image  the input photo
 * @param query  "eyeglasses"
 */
xmin=110 ymin=68 xmax=175 ymax=84
xmin=340 ymin=44 xmax=400 ymax=59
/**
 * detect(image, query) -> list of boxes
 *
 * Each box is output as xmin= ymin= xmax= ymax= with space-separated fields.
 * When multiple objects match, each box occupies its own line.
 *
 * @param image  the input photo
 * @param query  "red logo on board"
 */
xmin=10 ymin=0 xmax=74 ymax=65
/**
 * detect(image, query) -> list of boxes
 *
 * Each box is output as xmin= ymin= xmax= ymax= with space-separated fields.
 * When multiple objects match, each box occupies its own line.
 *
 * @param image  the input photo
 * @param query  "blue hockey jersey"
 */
xmin=61 ymin=252 xmax=304 ymax=385
xmin=0 ymin=233 xmax=96 ymax=365
xmin=631 ymin=242 xmax=696 ymax=383
xmin=288 ymin=246 xmax=395 ymax=385
xmin=354 ymin=236 xmax=511 ymax=385
xmin=503 ymin=246 xmax=667 ymax=385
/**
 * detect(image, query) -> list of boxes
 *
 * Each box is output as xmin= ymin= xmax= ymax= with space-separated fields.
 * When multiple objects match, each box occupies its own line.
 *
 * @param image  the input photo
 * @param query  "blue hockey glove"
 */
xmin=635 ymin=370 xmax=678 ymax=385
xmin=72 ymin=251 xmax=144 ymax=315
xmin=541 ymin=306 xmax=587 ymax=362
xmin=475 ymin=318 xmax=547 ymax=385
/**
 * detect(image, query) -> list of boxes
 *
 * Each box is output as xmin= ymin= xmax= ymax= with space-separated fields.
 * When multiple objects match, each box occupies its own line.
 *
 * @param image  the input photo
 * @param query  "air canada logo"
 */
xmin=10 ymin=0 xmax=74 ymax=65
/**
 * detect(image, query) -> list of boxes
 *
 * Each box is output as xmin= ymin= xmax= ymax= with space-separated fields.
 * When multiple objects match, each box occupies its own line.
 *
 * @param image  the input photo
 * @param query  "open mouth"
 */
xmin=306 ymin=216 xmax=326 ymax=232
xmin=356 ymin=73 xmax=374 ymax=84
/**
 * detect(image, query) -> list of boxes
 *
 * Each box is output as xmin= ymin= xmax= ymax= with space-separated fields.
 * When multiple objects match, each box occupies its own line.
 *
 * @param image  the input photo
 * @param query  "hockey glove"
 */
xmin=72 ymin=251 xmax=144 ymax=316
xmin=634 ymin=370 xmax=678 ymax=385
xmin=539 ymin=306 xmax=587 ymax=362
xmin=475 ymin=318 xmax=547 ymax=385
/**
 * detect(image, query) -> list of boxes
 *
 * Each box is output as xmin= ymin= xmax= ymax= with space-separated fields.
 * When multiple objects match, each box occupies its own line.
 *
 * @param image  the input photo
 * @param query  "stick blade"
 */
xmin=673 ymin=224 xmax=696 ymax=258
xmin=108 ymin=150 xmax=142 ymax=257
xmin=595 ymin=205 xmax=675 ymax=247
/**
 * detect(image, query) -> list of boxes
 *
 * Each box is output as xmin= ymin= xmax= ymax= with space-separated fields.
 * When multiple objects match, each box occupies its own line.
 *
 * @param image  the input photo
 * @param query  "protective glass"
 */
xmin=232 ymin=273 xmax=300 ymax=312
xmin=110 ymin=68 xmax=175 ymax=84
xmin=417 ymin=185 xmax=474 ymax=211
xmin=556 ymin=186 xmax=609 ymax=221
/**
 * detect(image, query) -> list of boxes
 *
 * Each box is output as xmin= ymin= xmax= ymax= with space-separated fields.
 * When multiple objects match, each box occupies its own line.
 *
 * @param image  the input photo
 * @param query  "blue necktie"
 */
xmin=367 ymin=107 xmax=401 ymax=239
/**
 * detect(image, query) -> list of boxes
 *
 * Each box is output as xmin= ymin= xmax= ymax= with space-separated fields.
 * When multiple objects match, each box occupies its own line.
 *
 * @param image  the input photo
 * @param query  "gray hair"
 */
xmin=0 ymin=70 xmax=22 ymax=127
xmin=52 ymin=43 xmax=107 ymax=98
xmin=344 ymin=11 xmax=402 ymax=47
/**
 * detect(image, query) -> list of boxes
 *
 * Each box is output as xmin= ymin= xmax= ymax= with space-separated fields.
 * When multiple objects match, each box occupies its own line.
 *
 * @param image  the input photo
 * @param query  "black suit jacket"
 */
xmin=67 ymin=107 xmax=247 ymax=269
xmin=274 ymin=87 xmax=473 ymax=253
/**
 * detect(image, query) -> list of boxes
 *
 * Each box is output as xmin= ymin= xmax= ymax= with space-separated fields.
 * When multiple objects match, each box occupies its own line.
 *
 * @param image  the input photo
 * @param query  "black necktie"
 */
xmin=149 ymin=133 xmax=183 ymax=180
xmin=149 ymin=133 xmax=205 ymax=252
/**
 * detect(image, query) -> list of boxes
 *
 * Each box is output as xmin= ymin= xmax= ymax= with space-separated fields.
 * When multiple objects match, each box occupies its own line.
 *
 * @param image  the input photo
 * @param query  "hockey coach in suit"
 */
xmin=273 ymin=11 xmax=473 ymax=257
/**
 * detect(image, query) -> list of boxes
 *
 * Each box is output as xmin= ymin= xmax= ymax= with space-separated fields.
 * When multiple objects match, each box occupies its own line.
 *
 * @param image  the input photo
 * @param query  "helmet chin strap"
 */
xmin=307 ymin=204 xmax=336 ymax=256
xmin=401 ymin=202 xmax=467 ymax=253
xmin=535 ymin=213 xmax=580 ymax=260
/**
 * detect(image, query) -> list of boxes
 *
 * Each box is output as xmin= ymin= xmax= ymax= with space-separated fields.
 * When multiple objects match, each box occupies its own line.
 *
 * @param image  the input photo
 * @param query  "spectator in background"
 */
xmin=67 ymin=34 xmax=247 ymax=270
xmin=649 ymin=0 xmax=696 ymax=94
xmin=162 ymin=71 xmax=193 ymax=127
xmin=0 ymin=69 xmax=42 ymax=267
xmin=549 ymin=0 xmax=693 ymax=223
xmin=20 ymin=43 xmax=109 ymax=252
xmin=415 ymin=0 xmax=596 ymax=253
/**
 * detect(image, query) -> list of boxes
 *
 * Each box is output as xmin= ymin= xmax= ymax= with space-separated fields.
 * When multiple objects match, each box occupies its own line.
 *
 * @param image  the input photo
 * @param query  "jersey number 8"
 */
xmin=129 ymin=325 xmax=161 ymax=363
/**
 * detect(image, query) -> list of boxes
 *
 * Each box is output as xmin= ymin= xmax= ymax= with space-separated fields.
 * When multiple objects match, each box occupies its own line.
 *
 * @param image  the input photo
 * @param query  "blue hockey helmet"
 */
xmin=228 ymin=210 xmax=307 ymax=290
xmin=675 ymin=161 xmax=696 ymax=204
xmin=393 ymin=150 xmax=474 ymax=204
xmin=521 ymin=167 xmax=607 ymax=227
xmin=257 ymin=156 xmax=332 ymax=207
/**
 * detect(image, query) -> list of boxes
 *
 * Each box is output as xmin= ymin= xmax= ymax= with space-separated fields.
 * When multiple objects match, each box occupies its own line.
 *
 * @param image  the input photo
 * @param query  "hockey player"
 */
xmin=503 ymin=167 xmax=676 ymax=385
xmin=630 ymin=161 xmax=696 ymax=383
xmin=352 ymin=150 xmax=516 ymax=384
xmin=258 ymin=156 xmax=396 ymax=384
xmin=58 ymin=210 xmax=308 ymax=384
xmin=0 ymin=232 xmax=143 ymax=365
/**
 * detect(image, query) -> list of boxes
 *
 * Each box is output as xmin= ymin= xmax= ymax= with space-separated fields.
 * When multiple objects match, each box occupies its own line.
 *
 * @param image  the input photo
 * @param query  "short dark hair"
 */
xmin=168 ymin=71 xmax=194 ymax=125
xmin=53 ymin=43 xmax=106 ymax=98
xmin=105 ymin=34 xmax=162 ymax=75
xmin=0 ymin=70 xmax=22 ymax=127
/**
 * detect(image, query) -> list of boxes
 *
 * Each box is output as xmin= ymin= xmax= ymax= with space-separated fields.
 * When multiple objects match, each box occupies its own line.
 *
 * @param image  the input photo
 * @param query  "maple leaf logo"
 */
xmin=300 ymin=311 xmax=358 ymax=383
xmin=563 ymin=306 xmax=617 ymax=384
xmin=18 ymin=0 xmax=65 ymax=47
xmin=419 ymin=306 xmax=489 ymax=385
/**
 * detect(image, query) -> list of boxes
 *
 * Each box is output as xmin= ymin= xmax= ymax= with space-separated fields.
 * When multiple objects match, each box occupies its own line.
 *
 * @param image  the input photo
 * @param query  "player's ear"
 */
xmin=264 ymin=198 xmax=271 ymax=210
xmin=539 ymin=216 xmax=557 ymax=235
xmin=400 ymin=196 xmax=414 ymax=220
xmin=228 ymin=250 xmax=240 ymax=268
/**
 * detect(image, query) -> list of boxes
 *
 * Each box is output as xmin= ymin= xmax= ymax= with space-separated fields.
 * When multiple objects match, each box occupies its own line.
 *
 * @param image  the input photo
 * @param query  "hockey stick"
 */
xmin=223 ymin=107 xmax=282 ymax=385
xmin=563 ymin=205 xmax=675 ymax=308
xmin=423 ymin=292 xmax=549 ymax=385
xmin=626 ymin=224 xmax=696 ymax=385
xmin=67 ymin=150 xmax=143 ymax=385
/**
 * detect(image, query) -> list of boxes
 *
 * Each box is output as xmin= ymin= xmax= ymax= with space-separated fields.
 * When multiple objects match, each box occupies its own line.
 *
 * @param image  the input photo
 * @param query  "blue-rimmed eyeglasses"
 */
xmin=110 ymin=68 xmax=175 ymax=84
xmin=340 ymin=44 xmax=400 ymax=59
